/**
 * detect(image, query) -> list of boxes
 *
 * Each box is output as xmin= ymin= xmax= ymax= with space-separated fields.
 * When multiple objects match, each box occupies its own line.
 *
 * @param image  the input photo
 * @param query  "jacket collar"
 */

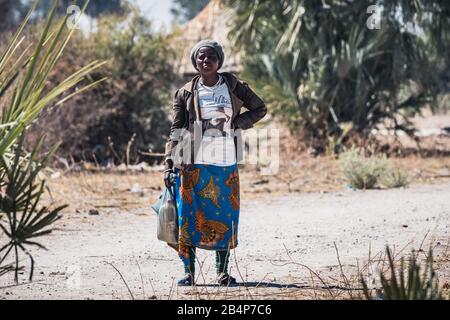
xmin=183 ymin=72 xmax=243 ymax=122
xmin=182 ymin=72 xmax=238 ymax=93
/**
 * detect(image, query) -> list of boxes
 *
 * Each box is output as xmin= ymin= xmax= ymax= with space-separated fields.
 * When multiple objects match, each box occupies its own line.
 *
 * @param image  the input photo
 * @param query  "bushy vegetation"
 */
xmin=379 ymin=166 xmax=409 ymax=189
xmin=338 ymin=146 xmax=409 ymax=189
xmin=225 ymin=0 xmax=450 ymax=152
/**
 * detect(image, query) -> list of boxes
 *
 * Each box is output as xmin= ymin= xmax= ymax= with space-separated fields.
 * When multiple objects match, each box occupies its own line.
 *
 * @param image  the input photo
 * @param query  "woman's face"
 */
xmin=195 ymin=47 xmax=219 ymax=76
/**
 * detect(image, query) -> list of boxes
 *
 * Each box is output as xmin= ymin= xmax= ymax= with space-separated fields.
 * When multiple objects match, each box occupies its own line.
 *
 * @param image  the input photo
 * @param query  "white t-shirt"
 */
xmin=194 ymin=76 xmax=237 ymax=166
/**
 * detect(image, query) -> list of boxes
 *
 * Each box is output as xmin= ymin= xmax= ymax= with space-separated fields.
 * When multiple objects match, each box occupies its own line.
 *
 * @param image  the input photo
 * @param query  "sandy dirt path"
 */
xmin=1 ymin=181 xmax=449 ymax=300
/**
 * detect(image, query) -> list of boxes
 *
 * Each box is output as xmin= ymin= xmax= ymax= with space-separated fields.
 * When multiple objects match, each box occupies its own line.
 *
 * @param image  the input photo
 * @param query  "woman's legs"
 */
xmin=179 ymin=248 xmax=236 ymax=286
xmin=184 ymin=246 xmax=196 ymax=276
xmin=182 ymin=248 xmax=229 ymax=275
xmin=178 ymin=246 xmax=196 ymax=286
xmin=215 ymin=250 xmax=230 ymax=274
xmin=168 ymin=243 xmax=196 ymax=275
xmin=216 ymin=250 xmax=237 ymax=286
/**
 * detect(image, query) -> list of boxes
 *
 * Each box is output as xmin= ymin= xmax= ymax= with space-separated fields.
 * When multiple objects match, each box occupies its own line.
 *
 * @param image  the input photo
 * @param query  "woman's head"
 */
xmin=190 ymin=40 xmax=225 ymax=76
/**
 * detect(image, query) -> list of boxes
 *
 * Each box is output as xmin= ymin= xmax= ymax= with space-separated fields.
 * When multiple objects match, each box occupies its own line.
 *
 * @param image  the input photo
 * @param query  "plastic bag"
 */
xmin=152 ymin=172 xmax=179 ymax=245
xmin=151 ymin=187 xmax=168 ymax=215
xmin=151 ymin=171 xmax=177 ymax=214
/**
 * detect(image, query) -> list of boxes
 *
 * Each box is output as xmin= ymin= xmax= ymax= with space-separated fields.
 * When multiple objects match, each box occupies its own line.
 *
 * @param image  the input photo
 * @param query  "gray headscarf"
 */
xmin=190 ymin=39 xmax=225 ymax=71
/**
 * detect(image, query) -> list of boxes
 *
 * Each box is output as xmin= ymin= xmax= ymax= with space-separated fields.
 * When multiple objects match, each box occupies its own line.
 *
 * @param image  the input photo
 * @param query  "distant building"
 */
xmin=175 ymin=0 xmax=242 ymax=83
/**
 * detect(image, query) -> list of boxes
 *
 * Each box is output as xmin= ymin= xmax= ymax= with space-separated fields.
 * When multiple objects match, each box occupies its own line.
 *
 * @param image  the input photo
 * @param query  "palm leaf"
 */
xmin=0 ymin=0 xmax=106 ymax=282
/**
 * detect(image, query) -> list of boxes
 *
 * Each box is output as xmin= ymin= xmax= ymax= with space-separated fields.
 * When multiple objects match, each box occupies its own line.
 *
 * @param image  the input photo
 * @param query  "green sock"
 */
xmin=184 ymin=246 xmax=196 ymax=276
xmin=216 ymin=250 xmax=230 ymax=274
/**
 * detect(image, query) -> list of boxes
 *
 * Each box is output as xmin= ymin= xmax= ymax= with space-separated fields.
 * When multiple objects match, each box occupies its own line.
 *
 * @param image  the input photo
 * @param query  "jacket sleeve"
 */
xmin=233 ymin=81 xmax=267 ymax=130
xmin=164 ymin=89 xmax=186 ymax=164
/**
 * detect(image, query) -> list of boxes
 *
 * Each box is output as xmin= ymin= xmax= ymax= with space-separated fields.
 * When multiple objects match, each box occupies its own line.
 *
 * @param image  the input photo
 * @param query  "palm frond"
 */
xmin=1 ymin=0 xmax=105 ymax=283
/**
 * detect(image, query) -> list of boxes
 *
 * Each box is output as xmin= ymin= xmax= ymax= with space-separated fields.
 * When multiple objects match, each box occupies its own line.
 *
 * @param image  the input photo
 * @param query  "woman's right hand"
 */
xmin=163 ymin=159 xmax=174 ymax=189
xmin=164 ymin=169 xmax=174 ymax=189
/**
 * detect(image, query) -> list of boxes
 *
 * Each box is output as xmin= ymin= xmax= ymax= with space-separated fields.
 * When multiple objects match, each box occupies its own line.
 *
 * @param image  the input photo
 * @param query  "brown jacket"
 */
xmin=165 ymin=72 xmax=267 ymax=167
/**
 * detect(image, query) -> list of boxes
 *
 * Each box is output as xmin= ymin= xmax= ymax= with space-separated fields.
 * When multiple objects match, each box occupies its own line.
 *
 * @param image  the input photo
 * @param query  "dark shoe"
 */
xmin=217 ymin=273 xmax=237 ymax=287
xmin=177 ymin=273 xmax=195 ymax=286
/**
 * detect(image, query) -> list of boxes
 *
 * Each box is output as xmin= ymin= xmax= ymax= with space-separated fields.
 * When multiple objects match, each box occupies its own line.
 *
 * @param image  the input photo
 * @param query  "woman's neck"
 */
xmin=200 ymin=73 xmax=220 ymax=87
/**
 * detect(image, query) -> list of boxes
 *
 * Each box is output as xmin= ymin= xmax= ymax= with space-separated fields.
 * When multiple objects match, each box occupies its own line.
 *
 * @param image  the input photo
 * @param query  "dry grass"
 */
xmin=98 ymin=236 xmax=450 ymax=300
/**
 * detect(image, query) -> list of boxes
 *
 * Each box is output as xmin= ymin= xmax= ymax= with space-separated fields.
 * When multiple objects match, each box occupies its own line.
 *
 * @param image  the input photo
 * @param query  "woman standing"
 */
xmin=163 ymin=40 xmax=267 ymax=286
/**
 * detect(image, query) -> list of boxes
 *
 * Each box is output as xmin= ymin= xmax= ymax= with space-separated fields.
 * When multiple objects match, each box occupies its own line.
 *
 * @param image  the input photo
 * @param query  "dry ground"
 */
xmin=0 ymin=153 xmax=450 ymax=300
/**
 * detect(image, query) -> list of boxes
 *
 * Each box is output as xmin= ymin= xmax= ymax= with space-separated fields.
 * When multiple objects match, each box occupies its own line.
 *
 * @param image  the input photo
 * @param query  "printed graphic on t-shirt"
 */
xmin=196 ymin=80 xmax=236 ymax=166
xmin=198 ymin=84 xmax=232 ymax=136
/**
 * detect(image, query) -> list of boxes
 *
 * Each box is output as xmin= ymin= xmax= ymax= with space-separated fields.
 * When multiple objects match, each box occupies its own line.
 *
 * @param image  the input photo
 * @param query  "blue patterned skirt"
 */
xmin=173 ymin=164 xmax=240 ymax=265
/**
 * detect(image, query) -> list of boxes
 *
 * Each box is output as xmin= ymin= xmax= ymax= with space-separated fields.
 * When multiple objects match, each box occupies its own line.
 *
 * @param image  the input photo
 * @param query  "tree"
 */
xmin=26 ymin=6 xmax=178 ymax=164
xmin=224 ymin=0 xmax=450 ymax=153
xmin=171 ymin=0 xmax=210 ymax=23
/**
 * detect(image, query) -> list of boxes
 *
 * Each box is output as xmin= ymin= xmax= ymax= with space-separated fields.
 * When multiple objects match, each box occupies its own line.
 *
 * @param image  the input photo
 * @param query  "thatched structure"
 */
xmin=175 ymin=0 xmax=241 ymax=81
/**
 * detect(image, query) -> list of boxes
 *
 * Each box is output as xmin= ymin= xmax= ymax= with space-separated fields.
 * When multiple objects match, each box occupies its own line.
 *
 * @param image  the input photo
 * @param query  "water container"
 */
xmin=157 ymin=186 xmax=179 ymax=245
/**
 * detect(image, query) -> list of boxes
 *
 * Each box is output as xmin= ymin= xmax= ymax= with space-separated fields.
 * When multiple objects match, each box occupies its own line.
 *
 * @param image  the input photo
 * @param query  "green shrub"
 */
xmin=338 ymin=147 xmax=410 ymax=189
xmin=380 ymin=166 xmax=409 ymax=188
xmin=338 ymin=147 xmax=388 ymax=189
